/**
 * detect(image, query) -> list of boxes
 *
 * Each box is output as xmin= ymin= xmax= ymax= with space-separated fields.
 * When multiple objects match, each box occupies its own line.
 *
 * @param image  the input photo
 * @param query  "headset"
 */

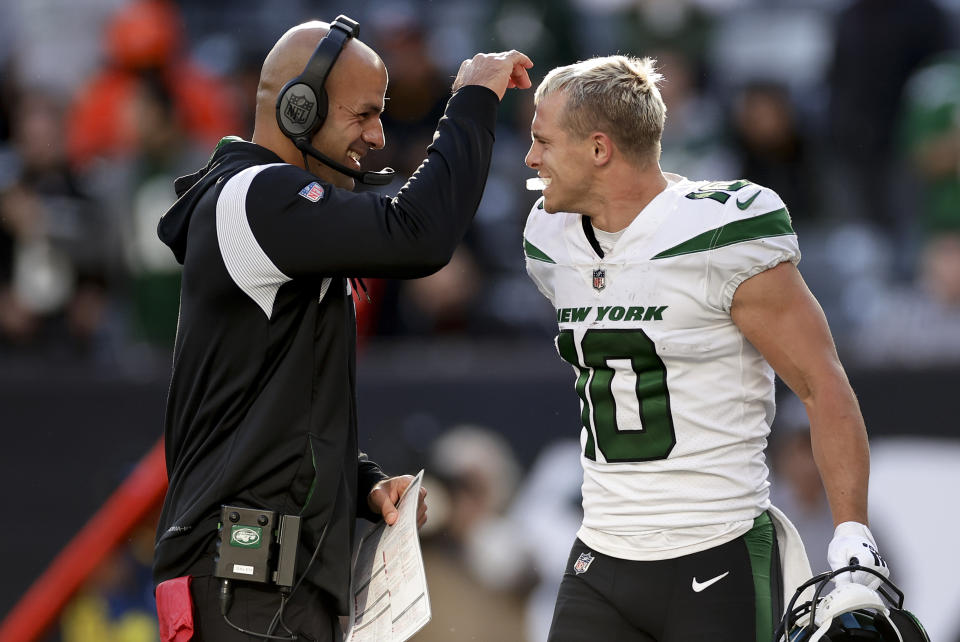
xmin=275 ymin=14 xmax=395 ymax=186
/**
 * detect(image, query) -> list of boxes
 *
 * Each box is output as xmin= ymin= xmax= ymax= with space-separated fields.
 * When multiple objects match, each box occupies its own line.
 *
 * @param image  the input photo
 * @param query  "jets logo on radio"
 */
xmin=230 ymin=526 xmax=262 ymax=548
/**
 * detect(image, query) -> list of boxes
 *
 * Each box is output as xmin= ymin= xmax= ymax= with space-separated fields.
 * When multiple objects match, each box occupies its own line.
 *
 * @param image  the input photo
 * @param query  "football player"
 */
xmin=522 ymin=55 xmax=889 ymax=641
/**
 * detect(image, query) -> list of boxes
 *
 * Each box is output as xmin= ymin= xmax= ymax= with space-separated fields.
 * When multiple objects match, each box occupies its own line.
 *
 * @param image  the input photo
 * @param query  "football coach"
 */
xmin=151 ymin=15 xmax=532 ymax=642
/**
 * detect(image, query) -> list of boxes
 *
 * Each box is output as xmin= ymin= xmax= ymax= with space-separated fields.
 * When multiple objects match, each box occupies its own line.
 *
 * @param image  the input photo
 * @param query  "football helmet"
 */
xmin=775 ymin=565 xmax=929 ymax=642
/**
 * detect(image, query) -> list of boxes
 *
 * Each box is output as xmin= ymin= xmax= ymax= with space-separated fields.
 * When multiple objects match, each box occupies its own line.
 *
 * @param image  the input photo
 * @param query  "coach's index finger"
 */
xmin=452 ymin=50 xmax=534 ymax=100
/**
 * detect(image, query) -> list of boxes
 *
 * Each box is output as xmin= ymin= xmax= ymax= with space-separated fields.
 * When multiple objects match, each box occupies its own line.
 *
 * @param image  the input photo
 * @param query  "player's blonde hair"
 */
xmin=535 ymin=55 xmax=666 ymax=165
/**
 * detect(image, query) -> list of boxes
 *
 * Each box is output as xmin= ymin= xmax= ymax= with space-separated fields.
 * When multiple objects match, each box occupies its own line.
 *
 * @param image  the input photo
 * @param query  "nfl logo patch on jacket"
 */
xmin=299 ymin=181 xmax=324 ymax=202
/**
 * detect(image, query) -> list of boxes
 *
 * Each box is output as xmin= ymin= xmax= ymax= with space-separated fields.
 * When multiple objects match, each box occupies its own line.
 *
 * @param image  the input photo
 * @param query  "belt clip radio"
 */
xmin=213 ymin=505 xmax=301 ymax=587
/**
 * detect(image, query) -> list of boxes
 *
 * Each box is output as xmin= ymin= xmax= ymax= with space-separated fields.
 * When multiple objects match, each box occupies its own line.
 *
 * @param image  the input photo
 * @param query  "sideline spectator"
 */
xmin=850 ymin=230 xmax=960 ymax=367
xmin=66 ymin=0 xmax=240 ymax=170
xmin=824 ymin=0 xmax=952 ymax=232
xmin=414 ymin=425 xmax=528 ymax=642
xmin=506 ymin=439 xmax=583 ymax=642
xmin=657 ymin=47 xmax=734 ymax=182
xmin=0 ymin=90 xmax=114 ymax=356
xmin=90 ymin=74 xmax=209 ymax=352
xmin=901 ymin=52 xmax=960 ymax=235
xmin=728 ymin=80 xmax=820 ymax=231
xmin=60 ymin=513 xmax=160 ymax=642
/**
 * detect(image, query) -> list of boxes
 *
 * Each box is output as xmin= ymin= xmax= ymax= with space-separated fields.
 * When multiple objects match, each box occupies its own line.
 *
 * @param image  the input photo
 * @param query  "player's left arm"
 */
xmin=730 ymin=260 xmax=869 ymax=528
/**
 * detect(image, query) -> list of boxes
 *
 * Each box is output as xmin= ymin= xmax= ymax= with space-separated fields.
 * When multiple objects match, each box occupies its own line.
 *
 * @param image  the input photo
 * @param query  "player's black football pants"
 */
xmin=547 ymin=511 xmax=782 ymax=642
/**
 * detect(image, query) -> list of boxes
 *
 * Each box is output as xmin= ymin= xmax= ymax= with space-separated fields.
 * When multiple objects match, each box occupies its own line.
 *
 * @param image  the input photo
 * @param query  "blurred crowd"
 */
xmin=4 ymin=0 xmax=960 ymax=640
xmin=2 ymin=0 xmax=960 ymax=370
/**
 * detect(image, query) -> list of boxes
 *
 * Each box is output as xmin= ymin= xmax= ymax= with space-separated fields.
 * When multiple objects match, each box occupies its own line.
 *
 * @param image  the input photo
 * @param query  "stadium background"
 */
xmin=1 ymin=0 xmax=959 ymax=640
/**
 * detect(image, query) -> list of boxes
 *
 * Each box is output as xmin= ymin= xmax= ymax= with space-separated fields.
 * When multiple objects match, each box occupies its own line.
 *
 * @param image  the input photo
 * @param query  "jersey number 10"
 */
xmin=556 ymin=328 xmax=677 ymax=463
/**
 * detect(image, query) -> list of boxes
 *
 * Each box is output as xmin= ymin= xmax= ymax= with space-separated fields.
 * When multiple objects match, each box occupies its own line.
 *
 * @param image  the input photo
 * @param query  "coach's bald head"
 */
xmin=252 ymin=21 xmax=387 ymax=188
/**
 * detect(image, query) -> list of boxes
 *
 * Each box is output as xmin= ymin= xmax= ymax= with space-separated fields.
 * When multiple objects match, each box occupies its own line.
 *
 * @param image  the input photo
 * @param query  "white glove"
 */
xmin=827 ymin=521 xmax=889 ymax=589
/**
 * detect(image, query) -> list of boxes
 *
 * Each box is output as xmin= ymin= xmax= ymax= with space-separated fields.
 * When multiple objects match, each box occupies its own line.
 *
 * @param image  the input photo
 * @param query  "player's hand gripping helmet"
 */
xmin=775 ymin=565 xmax=929 ymax=642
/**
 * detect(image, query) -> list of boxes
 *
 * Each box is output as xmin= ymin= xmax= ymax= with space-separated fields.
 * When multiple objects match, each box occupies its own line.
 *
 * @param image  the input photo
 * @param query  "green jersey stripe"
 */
xmin=652 ymin=208 xmax=794 ymax=259
xmin=524 ymin=237 xmax=557 ymax=264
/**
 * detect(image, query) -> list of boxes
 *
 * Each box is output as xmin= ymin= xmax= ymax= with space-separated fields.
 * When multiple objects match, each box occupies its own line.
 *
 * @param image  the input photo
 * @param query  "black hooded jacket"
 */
xmin=153 ymin=85 xmax=498 ymax=613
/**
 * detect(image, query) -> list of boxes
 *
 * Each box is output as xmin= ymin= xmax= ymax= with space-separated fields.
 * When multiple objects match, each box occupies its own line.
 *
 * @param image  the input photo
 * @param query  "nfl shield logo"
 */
xmin=592 ymin=268 xmax=606 ymax=292
xmin=299 ymin=182 xmax=325 ymax=202
xmin=285 ymin=93 xmax=314 ymax=125
xmin=573 ymin=552 xmax=595 ymax=575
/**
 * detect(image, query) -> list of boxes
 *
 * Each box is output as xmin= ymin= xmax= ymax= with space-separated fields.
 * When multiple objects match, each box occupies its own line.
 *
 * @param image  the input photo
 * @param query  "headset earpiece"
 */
xmin=276 ymin=81 xmax=322 ymax=139
xmin=275 ymin=15 xmax=360 ymax=142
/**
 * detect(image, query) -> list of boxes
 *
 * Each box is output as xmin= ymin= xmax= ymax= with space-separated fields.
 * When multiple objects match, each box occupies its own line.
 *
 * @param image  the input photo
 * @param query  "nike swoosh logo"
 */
xmin=736 ymin=191 xmax=761 ymax=210
xmin=691 ymin=571 xmax=730 ymax=592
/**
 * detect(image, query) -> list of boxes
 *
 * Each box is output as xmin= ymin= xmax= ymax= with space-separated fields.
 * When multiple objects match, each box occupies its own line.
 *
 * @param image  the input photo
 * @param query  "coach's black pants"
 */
xmin=184 ymin=575 xmax=341 ymax=641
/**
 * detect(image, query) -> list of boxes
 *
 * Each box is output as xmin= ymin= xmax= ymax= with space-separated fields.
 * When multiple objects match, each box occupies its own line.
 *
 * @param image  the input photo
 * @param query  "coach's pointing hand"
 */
xmin=453 ymin=50 xmax=534 ymax=100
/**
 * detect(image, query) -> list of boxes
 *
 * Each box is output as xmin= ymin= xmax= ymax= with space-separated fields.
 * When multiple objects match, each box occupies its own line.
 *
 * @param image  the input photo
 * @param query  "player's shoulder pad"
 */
xmin=680 ymin=179 xmax=785 ymax=216
xmin=724 ymin=181 xmax=786 ymax=220
xmin=718 ymin=183 xmax=796 ymax=246
xmin=654 ymin=179 xmax=796 ymax=261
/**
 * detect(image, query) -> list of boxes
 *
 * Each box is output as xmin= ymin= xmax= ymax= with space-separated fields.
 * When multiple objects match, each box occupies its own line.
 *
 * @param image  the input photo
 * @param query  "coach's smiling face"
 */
xmin=309 ymin=41 xmax=388 ymax=191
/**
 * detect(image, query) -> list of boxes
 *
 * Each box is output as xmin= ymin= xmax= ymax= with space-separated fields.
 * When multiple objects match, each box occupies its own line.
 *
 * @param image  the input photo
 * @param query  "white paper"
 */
xmin=345 ymin=470 xmax=430 ymax=642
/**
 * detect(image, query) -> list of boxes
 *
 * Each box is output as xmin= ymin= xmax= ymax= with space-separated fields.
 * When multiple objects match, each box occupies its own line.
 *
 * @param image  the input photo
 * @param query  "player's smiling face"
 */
xmin=525 ymin=91 xmax=594 ymax=214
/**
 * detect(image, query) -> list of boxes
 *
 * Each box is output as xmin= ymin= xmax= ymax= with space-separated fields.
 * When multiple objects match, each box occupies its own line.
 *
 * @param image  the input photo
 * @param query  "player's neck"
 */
xmin=588 ymin=166 xmax=668 ymax=233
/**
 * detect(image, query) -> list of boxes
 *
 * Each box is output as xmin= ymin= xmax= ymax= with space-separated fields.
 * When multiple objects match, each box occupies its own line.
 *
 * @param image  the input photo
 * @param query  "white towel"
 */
xmin=769 ymin=504 xmax=815 ymax=611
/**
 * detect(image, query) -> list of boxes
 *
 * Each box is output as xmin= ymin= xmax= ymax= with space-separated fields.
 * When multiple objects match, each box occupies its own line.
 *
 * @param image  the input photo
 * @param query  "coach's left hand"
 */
xmin=368 ymin=475 xmax=428 ymax=528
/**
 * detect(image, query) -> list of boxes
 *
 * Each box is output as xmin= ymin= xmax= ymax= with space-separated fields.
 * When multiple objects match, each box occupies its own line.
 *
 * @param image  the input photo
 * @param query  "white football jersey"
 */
xmin=524 ymin=173 xmax=800 ymax=560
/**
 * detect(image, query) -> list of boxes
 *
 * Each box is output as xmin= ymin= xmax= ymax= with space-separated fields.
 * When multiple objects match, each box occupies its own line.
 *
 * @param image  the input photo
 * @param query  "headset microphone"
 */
xmin=276 ymin=15 xmax=395 ymax=187
xmin=293 ymin=138 xmax=395 ymax=186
